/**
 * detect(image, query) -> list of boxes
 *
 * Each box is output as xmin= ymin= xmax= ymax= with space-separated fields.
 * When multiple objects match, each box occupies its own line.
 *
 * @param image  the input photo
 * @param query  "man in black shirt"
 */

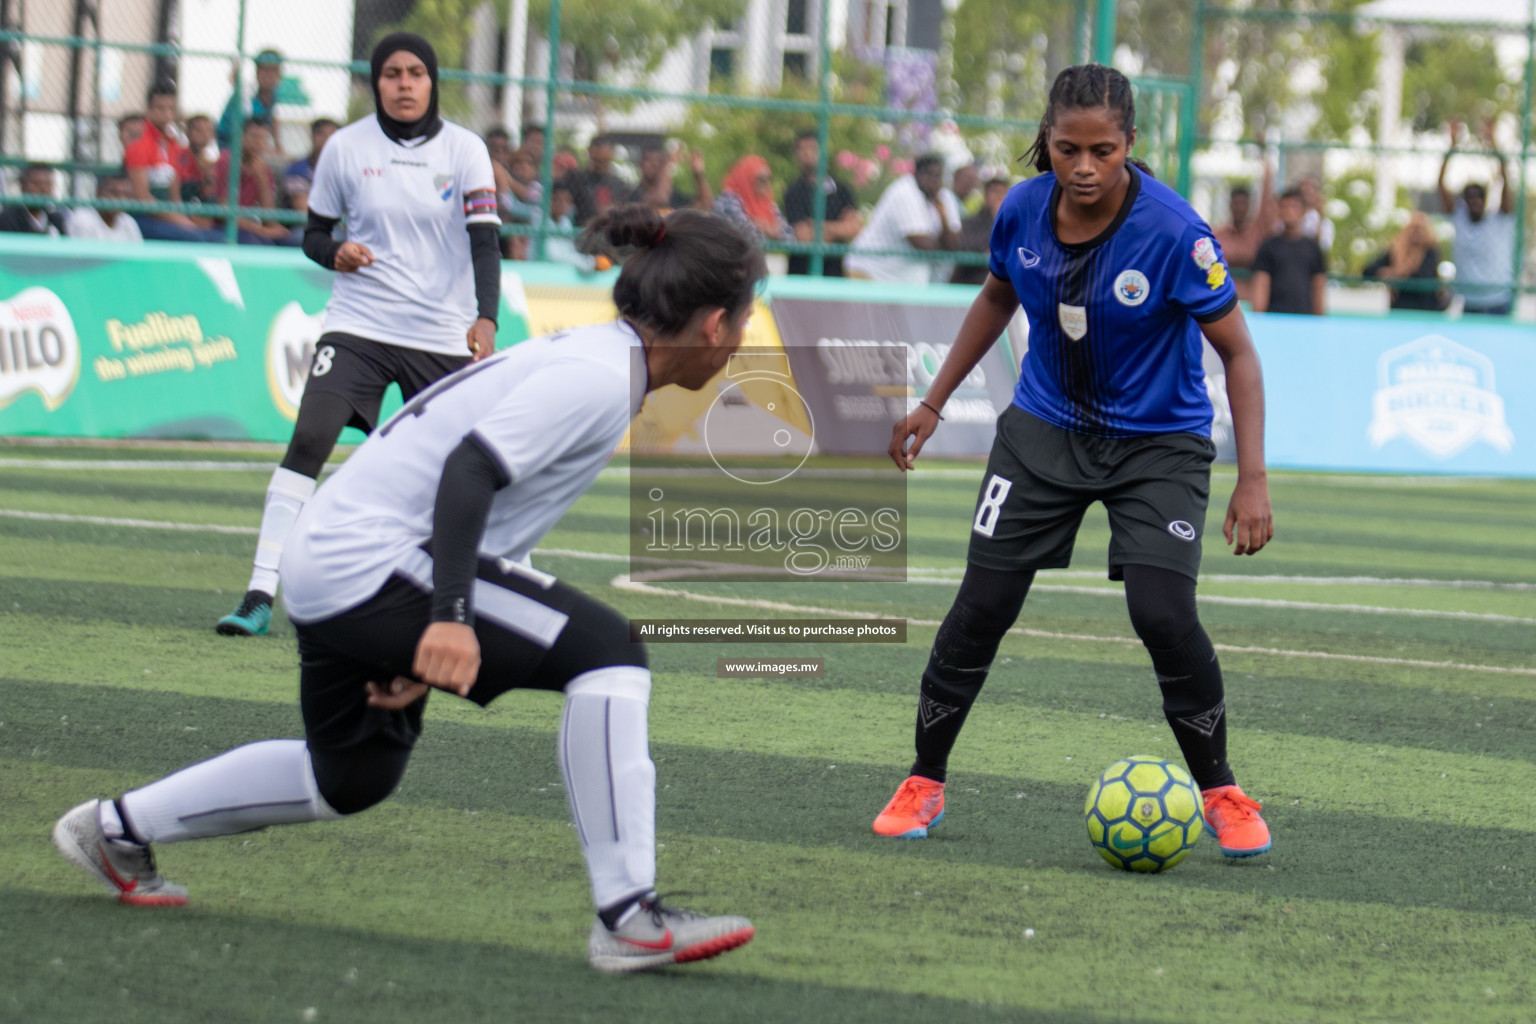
xmin=560 ymin=134 xmax=629 ymax=227
xmin=781 ymin=130 xmax=862 ymax=276
xmin=950 ymin=176 xmax=1010 ymax=285
xmin=0 ymin=163 xmax=66 ymax=236
xmin=1252 ymin=188 xmax=1326 ymax=315
xmin=627 ymin=143 xmax=712 ymax=212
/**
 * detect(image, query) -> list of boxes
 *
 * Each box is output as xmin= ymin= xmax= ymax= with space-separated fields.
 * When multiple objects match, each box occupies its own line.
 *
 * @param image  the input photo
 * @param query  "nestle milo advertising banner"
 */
xmin=0 ymin=238 xmax=529 ymax=442
xmin=1249 ymin=312 xmax=1534 ymax=476
xmin=768 ymin=295 xmax=1022 ymax=457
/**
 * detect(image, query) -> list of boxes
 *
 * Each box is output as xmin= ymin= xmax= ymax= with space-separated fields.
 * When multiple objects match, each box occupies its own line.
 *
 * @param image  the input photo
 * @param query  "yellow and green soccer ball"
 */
xmin=1084 ymin=756 xmax=1204 ymax=872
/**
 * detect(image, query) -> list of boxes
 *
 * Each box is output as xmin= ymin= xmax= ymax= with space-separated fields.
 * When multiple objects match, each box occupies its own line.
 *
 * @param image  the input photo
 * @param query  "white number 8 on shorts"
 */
xmin=972 ymin=474 xmax=1013 ymax=538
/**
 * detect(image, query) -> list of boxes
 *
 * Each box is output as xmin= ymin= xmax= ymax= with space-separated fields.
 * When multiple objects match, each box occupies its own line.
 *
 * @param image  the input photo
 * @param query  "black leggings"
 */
xmin=280 ymin=391 xmax=354 ymax=479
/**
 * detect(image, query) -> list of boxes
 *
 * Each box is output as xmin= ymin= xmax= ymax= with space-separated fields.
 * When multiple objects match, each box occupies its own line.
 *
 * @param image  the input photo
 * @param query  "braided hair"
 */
xmin=1022 ymin=64 xmax=1151 ymax=177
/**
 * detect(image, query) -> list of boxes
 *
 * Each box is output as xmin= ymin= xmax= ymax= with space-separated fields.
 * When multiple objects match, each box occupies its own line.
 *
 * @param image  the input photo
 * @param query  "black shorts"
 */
xmin=301 ymin=332 xmax=471 ymax=433
xmin=296 ymin=556 xmax=645 ymax=758
xmin=966 ymin=405 xmax=1216 ymax=581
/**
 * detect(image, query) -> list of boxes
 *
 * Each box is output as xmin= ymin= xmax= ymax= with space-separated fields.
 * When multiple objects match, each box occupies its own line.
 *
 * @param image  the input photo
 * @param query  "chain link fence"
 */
xmin=1 ymin=0 xmax=1534 ymax=312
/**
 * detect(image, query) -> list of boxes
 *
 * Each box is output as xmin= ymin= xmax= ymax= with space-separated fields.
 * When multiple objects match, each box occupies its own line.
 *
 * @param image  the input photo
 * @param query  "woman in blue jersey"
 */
xmin=873 ymin=64 xmax=1276 ymax=857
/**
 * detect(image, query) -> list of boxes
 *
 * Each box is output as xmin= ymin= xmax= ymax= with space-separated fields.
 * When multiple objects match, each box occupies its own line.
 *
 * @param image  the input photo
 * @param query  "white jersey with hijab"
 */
xmin=281 ymin=321 xmax=645 ymax=623
xmin=307 ymin=117 xmax=499 ymax=355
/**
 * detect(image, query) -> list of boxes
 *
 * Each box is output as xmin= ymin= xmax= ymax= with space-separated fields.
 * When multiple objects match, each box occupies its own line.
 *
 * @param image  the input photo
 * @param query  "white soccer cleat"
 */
xmin=52 ymin=800 xmax=189 ymax=906
xmin=588 ymin=894 xmax=754 ymax=973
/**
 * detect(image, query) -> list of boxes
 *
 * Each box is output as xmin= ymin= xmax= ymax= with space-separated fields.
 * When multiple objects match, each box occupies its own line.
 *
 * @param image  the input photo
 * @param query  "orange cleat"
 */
xmin=1202 ymin=784 xmax=1271 ymax=858
xmin=872 ymin=775 xmax=946 ymax=839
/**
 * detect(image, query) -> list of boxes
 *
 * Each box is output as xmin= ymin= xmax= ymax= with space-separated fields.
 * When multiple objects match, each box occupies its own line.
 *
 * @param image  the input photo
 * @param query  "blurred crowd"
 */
xmin=0 ymin=52 xmax=1520 ymax=313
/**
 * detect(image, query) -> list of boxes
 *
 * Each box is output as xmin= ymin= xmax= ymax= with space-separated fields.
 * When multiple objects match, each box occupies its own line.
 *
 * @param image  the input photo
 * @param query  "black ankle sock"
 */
xmin=597 ymin=889 xmax=653 ymax=930
xmin=244 ymin=589 xmax=273 ymax=607
xmin=114 ymin=797 xmax=149 ymax=846
xmin=1148 ymin=626 xmax=1235 ymax=790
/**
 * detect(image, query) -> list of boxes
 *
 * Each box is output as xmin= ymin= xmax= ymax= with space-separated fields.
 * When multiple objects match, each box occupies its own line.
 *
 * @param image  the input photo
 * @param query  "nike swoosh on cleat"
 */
xmin=620 ymin=928 xmax=673 ymax=951
xmin=1109 ymin=824 xmax=1178 ymax=851
xmin=98 ymin=846 xmax=137 ymax=892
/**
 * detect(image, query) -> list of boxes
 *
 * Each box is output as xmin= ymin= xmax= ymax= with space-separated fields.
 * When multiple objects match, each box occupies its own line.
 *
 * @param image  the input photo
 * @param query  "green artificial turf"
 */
xmin=1 ymin=444 xmax=1533 ymax=1023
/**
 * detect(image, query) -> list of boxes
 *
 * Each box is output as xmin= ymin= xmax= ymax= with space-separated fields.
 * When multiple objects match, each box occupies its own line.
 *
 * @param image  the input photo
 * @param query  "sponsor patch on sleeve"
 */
xmin=1206 ymin=263 xmax=1228 ymax=289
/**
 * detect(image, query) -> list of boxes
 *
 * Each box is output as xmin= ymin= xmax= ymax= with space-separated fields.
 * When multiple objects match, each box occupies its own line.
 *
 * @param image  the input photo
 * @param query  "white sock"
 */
xmin=247 ymin=467 xmax=316 ymax=596
xmin=118 ymin=739 xmax=341 ymax=844
xmin=558 ymin=667 xmax=657 ymax=909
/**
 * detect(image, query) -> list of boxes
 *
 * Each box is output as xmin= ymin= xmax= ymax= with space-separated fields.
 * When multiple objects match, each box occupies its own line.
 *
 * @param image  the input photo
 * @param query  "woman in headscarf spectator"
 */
xmin=713 ymin=155 xmax=792 ymax=244
xmin=1364 ymin=212 xmax=1446 ymax=312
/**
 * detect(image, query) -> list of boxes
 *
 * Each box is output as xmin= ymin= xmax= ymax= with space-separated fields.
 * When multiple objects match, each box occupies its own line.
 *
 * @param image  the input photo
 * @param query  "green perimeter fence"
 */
xmin=2 ymin=0 xmax=1535 ymax=304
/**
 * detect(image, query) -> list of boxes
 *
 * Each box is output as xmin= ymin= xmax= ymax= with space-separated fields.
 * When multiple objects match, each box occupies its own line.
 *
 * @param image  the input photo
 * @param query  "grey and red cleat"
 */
xmin=588 ymin=894 xmax=754 ymax=973
xmin=52 ymin=800 xmax=188 ymax=906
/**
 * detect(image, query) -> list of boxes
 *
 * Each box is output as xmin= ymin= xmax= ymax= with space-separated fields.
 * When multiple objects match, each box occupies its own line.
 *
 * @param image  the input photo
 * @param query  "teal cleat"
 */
xmin=215 ymin=591 xmax=273 ymax=636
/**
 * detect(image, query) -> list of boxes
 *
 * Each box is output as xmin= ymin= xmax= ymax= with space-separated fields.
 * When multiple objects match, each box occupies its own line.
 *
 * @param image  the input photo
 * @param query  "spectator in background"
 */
xmin=782 ymin=129 xmax=861 ymax=277
xmin=950 ymin=163 xmax=981 ymax=215
xmin=845 ymin=153 xmax=961 ymax=284
xmin=1439 ymin=121 xmax=1517 ymax=316
xmin=1297 ymin=175 xmax=1333 ymax=255
xmin=125 ymin=84 xmax=222 ymax=242
xmin=218 ymin=48 xmax=284 ymax=151
xmin=0 ymin=163 xmax=65 ymax=235
xmin=66 ymin=174 xmax=142 ymax=243
xmin=117 ymin=114 xmax=145 ymax=161
xmin=627 ymin=143 xmax=712 ymax=213
xmin=1213 ymin=147 xmax=1276 ymax=303
xmin=552 ymin=146 xmax=579 ymax=179
xmin=498 ymin=148 xmax=543 ymax=259
xmin=284 ymin=117 xmax=338 ymax=214
xmin=561 ymin=135 xmax=627 ymax=226
xmin=714 ymin=154 xmax=793 ymax=245
xmin=179 ymin=114 xmax=216 ymax=206
xmin=950 ymin=176 xmax=1011 ymax=286
xmin=214 ymin=120 xmax=298 ymax=245
xmin=1252 ymin=187 xmax=1326 ymax=316
xmin=520 ymin=124 xmax=546 ymax=165
xmin=542 ymin=182 xmax=600 ymax=271
xmin=484 ymin=127 xmax=514 ymax=169
xmin=1364 ymin=212 xmax=1445 ymax=312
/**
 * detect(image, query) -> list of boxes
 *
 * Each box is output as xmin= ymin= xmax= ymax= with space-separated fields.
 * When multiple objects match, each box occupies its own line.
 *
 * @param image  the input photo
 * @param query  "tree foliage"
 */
xmin=529 ymin=0 xmax=746 ymax=80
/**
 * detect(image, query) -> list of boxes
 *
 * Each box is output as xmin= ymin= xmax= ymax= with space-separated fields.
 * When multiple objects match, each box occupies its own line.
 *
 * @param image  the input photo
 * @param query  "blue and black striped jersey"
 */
xmin=989 ymin=165 xmax=1238 ymax=438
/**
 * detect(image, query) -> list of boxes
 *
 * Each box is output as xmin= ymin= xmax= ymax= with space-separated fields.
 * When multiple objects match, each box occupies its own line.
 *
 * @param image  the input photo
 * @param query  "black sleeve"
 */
xmin=468 ymin=222 xmax=501 ymax=325
xmin=302 ymin=210 xmax=343 ymax=269
xmin=1363 ymin=251 xmax=1389 ymax=278
xmin=430 ymin=434 xmax=511 ymax=625
xmin=1251 ymin=239 xmax=1273 ymax=276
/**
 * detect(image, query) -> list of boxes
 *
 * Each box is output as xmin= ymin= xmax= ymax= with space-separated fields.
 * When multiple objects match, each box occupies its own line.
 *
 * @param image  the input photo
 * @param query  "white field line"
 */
xmin=0 ymin=508 xmax=258 ymax=534
xmin=611 ymin=576 xmax=1536 ymax=678
xmin=2 ymin=512 xmax=1530 ymax=627
xmin=0 ymin=458 xmax=280 ymax=471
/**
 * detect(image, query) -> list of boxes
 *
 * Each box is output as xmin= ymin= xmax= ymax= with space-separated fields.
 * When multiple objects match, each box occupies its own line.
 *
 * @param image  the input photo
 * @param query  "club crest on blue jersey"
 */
xmin=1017 ymin=247 xmax=1042 ymax=269
xmin=434 ymin=174 xmax=453 ymax=201
xmin=1058 ymin=303 xmax=1087 ymax=341
xmin=1113 ymin=270 xmax=1149 ymax=307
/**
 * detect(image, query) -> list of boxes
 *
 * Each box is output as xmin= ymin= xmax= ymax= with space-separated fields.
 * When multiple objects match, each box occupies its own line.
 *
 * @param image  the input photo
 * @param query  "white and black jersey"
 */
xmin=308 ymin=118 xmax=500 ymax=355
xmin=281 ymin=320 xmax=644 ymax=623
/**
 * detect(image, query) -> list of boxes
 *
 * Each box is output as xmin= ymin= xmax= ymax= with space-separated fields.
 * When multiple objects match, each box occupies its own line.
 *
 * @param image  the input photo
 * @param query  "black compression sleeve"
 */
xmin=430 ymin=434 xmax=511 ymax=625
xmin=468 ymin=223 xmax=501 ymax=325
xmin=303 ymin=210 xmax=343 ymax=270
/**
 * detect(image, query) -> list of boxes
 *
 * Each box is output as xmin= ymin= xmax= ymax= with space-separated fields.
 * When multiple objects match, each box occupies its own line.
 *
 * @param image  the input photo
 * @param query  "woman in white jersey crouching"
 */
xmin=53 ymin=205 xmax=765 ymax=974
xmin=217 ymin=32 xmax=503 ymax=637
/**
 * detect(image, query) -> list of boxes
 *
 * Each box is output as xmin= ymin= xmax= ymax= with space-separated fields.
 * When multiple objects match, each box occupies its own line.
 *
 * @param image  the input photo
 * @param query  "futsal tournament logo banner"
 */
xmin=266 ymin=301 xmax=327 ymax=420
xmin=0 ymin=286 xmax=80 ymax=412
xmin=1367 ymin=334 xmax=1514 ymax=459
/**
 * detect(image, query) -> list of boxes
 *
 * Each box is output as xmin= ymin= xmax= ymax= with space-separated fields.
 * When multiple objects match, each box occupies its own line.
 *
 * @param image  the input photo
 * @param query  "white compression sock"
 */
xmin=247 ymin=467 xmax=316 ymax=596
xmin=558 ymin=667 xmax=657 ymax=909
xmin=118 ymin=739 xmax=341 ymax=844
